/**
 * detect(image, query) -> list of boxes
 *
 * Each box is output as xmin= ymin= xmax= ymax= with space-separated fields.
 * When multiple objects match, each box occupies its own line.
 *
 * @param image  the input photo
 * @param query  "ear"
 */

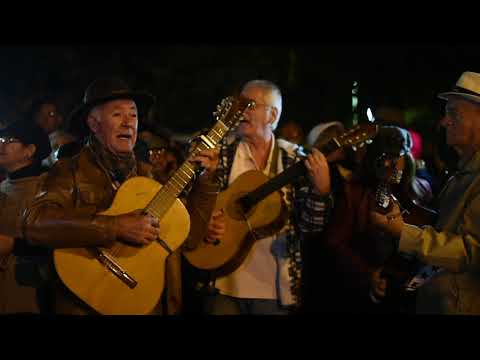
xmin=270 ymin=107 xmax=279 ymax=125
xmin=25 ymin=144 xmax=36 ymax=160
xmin=86 ymin=114 xmax=99 ymax=134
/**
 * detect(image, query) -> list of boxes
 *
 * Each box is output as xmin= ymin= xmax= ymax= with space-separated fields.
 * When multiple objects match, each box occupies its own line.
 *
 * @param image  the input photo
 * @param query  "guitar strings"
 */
xmin=97 ymin=100 xmax=244 ymax=267
xmin=111 ymin=101 xmax=244 ymax=256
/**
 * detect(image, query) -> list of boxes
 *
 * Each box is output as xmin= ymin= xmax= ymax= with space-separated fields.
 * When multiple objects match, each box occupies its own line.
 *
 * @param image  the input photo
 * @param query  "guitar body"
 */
xmin=53 ymin=176 xmax=190 ymax=315
xmin=184 ymin=170 xmax=287 ymax=276
xmin=184 ymin=124 xmax=379 ymax=276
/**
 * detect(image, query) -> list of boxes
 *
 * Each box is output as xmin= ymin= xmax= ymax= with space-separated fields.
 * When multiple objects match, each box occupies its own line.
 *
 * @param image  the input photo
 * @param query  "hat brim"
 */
xmin=66 ymin=92 xmax=155 ymax=138
xmin=438 ymin=91 xmax=480 ymax=104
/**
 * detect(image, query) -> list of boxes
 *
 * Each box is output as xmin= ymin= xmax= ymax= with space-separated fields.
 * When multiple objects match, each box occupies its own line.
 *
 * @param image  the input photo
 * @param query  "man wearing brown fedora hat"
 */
xmin=370 ymin=71 xmax=480 ymax=314
xmin=22 ymin=77 xmax=220 ymax=315
xmin=0 ymin=117 xmax=52 ymax=314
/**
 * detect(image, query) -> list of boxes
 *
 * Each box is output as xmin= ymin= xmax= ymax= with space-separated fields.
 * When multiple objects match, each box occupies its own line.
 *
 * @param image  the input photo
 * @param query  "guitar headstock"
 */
xmin=213 ymin=95 xmax=254 ymax=130
xmin=188 ymin=96 xmax=254 ymax=155
xmin=335 ymin=123 xmax=378 ymax=151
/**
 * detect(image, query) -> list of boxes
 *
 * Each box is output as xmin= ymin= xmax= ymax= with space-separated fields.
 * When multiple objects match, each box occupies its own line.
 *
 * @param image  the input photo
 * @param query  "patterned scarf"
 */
xmin=87 ymin=136 xmax=137 ymax=186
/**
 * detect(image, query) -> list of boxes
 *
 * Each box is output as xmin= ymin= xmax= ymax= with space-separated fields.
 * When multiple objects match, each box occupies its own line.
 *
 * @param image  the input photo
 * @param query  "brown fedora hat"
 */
xmin=67 ymin=77 xmax=155 ymax=138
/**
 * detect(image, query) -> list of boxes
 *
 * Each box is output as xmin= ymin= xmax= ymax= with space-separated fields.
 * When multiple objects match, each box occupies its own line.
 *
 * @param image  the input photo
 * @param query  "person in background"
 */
xmin=0 ymin=116 xmax=52 ymax=314
xmin=23 ymin=95 xmax=65 ymax=168
xmin=277 ymin=120 xmax=305 ymax=146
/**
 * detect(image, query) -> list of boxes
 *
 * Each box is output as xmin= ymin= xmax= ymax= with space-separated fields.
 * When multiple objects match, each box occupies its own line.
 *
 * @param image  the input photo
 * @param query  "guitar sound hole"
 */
xmin=226 ymin=192 xmax=254 ymax=221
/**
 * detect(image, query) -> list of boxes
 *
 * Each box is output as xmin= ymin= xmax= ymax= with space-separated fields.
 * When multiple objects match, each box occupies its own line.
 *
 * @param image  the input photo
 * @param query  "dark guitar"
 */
xmin=374 ymin=167 xmax=441 ymax=311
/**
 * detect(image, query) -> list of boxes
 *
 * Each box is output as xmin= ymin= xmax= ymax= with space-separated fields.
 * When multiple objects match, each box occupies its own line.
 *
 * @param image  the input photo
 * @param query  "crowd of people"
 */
xmin=0 ymin=70 xmax=477 ymax=315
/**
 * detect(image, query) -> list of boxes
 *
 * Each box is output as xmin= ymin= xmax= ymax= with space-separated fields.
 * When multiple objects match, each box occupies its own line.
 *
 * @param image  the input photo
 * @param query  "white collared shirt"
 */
xmin=215 ymin=135 xmax=295 ymax=305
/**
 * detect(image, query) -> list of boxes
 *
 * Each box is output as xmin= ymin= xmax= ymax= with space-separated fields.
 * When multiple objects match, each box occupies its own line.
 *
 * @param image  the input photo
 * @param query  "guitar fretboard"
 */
xmin=242 ymin=138 xmax=341 ymax=211
xmin=145 ymin=98 xmax=251 ymax=219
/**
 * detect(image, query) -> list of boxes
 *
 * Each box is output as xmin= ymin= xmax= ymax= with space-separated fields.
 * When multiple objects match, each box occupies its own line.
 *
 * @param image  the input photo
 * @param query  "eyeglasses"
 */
xmin=0 ymin=137 xmax=21 ymax=144
xmin=246 ymin=100 xmax=274 ymax=111
xmin=148 ymin=147 xmax=168 ymax=156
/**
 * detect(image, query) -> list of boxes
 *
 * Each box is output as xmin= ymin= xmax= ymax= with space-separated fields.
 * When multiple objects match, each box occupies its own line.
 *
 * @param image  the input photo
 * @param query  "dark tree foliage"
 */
xmin=0 ymin=43 xmax=476 ymax=137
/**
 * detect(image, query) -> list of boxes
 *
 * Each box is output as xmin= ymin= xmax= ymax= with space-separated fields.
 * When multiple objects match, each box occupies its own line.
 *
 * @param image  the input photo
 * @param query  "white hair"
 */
xmin=242 ymin=80 xmax=283 ymax=130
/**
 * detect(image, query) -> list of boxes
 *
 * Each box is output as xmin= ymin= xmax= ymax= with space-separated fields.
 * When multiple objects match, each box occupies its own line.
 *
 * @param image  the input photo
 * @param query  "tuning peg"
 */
xmin=351 ymin=145 xmax=357 ymax=152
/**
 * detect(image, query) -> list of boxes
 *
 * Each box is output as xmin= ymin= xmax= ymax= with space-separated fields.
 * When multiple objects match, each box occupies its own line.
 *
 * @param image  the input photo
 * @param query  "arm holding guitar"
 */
xmin=295 ymin=149 xmax=333 ymax=234
xmin=23 ymin=162 xmax=161 ymax=249
xmin=304 ymin=148 xmax=332 ymax=196
xmin=369 ymin=197 xmax=467 ymax=273
xmin=183 ymin=148 xmax=221 ymax=251
xmin=23 ymin=175 xmax=118 ymax=249
xmin=115 ymin=211 xmax=160 ymax=246
xmin=369 ymin=200 xmax=405 ymax=239
xmin=189 ymin=148 xmax=220 ymax=183
xmin=204 ymin=210 xmax=225 ymax=245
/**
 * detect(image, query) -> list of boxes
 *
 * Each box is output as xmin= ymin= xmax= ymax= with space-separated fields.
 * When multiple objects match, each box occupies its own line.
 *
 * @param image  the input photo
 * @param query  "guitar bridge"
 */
xmin=92 ymin=248 xmax=138 ymax=289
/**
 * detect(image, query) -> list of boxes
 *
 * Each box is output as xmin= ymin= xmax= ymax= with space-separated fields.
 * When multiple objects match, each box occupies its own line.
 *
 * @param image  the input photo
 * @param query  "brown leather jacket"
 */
xmin=23 ymin=146 xmax=219 ymax=315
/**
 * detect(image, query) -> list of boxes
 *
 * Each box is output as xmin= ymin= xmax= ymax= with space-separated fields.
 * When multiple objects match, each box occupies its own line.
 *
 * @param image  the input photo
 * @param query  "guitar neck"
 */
xmin=241 ymin=139 xmax=339 ymax=211
xmin=145 ymin=97 xmax=249 ymax=219
xmin=146 ymin=124 xmax=228 ymax=218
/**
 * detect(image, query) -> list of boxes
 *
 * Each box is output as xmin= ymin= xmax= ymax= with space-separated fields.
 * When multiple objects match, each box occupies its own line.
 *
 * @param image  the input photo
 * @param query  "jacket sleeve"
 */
xmin=294 ymin=182 xmax=332 ymax=234
xmin=398 ymin=193 xmax=480 ymax=273
xmin=183 ymin=176 xmax=220 ymax=250
xmin=22 ymin=159 xmax=117 ymax=249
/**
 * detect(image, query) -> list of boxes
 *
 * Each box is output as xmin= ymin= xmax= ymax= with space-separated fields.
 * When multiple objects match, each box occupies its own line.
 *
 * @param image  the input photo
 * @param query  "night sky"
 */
xmin=0 ymin=43 xmax=477 ymax=138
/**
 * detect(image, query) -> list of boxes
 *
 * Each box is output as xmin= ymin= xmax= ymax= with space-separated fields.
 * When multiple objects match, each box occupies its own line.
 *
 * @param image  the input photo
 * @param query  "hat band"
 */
xmin=452 ymin=86 xmax=480 ymax=97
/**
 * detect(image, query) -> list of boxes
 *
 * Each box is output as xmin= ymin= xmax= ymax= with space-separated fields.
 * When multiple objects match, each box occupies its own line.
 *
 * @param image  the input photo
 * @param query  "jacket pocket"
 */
xmin=77 ymin=185 xmax=110 ymax=211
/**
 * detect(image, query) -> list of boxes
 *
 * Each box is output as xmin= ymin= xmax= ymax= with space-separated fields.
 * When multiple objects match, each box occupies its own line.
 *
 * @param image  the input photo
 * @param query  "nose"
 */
xmin=242 ymin=107 xmax=253 ymax=119
xmin=121 ymin=114 xmax=136 ymax=127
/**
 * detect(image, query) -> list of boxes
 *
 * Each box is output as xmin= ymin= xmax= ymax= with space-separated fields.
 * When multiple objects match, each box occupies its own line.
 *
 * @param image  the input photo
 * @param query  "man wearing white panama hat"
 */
xmin=370 ymin=71 xmax=480 ymax=314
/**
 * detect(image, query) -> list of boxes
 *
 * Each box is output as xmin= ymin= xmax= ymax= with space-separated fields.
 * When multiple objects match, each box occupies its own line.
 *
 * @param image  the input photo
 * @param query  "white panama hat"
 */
xmin=438 ymin=71 xmax=480 ymax=104
xmin=307 ymin=121 xmax=345 ymax=147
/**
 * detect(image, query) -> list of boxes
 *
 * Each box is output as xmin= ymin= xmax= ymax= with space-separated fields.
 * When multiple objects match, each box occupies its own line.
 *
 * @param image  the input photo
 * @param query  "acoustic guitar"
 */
xmin=184 ymin=123 xmax=378 ymax=276
xmin=53 ymin=96 xmax=253 ymax=315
